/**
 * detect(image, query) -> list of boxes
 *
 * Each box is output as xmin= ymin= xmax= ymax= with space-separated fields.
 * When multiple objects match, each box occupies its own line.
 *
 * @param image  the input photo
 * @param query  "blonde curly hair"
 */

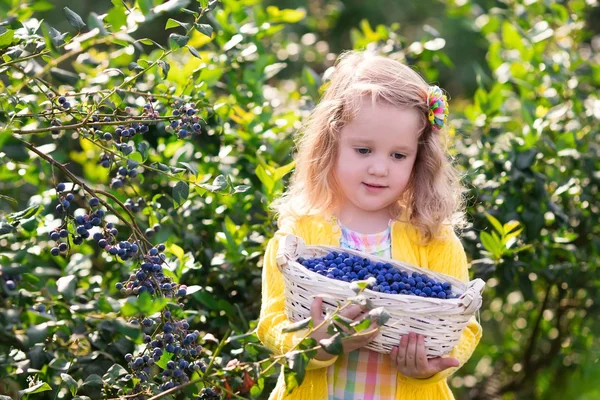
xmin=269 ymin=50 xmax=467 ymax=243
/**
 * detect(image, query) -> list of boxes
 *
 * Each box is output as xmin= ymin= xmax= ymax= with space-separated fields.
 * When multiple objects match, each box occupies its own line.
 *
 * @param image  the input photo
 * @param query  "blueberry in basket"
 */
xmin=297 ymin=251 xmax=458 ymax=299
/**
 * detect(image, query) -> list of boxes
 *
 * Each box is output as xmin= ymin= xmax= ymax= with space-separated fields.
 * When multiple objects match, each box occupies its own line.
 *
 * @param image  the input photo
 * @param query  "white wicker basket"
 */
xmin=276 ymin=234 xmax=485 ymax=357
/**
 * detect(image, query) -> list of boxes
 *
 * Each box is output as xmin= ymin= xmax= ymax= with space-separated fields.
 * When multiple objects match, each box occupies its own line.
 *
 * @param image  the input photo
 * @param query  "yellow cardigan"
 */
xmin=257 ymin=214 xmax=482 ymax=400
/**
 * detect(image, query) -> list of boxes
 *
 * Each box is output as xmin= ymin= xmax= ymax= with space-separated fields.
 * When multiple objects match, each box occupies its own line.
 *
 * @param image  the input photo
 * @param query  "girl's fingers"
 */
xmin=415 ymin=334 xmax=428 ymax=372
xmin=340 ymin=304 xmax=366 ymax=320
xmin=396 ymin=334 xmax=408 ymax=369
xmin=310 ymin=297 xmax=323 ymax=324
xmin=406 ymin=332 xmax=417 ymax=370
xmin=390 ymin=346 xmax=398 ymax=367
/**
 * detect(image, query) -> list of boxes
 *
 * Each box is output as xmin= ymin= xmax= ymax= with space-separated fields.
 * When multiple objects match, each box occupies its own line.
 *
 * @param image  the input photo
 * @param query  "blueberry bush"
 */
xmin=1 ymin=0 xmax=599 ymax=399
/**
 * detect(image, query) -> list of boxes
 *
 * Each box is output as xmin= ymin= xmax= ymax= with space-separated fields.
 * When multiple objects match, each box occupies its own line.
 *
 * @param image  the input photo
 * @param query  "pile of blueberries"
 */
xmin=298 ymin=251 xmax=459 ymax=299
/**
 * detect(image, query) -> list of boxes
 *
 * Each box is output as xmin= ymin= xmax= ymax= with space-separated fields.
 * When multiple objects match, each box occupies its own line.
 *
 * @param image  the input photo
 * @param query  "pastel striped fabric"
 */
xmin=327 ymin=218 xmax=397 ymax=400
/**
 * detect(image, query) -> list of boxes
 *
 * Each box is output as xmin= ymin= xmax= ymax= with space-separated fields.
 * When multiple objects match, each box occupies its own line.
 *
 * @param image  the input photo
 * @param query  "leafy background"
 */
xmin=1 ymin=0 xmax=599 ymax=399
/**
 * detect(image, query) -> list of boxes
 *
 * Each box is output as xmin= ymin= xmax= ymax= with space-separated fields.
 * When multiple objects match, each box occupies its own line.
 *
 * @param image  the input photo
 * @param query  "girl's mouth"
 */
xmin=363 ymin=183 xmax=387 ymax=191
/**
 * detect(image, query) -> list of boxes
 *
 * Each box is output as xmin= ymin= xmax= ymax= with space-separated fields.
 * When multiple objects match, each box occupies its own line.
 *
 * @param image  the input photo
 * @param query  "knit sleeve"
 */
xmin=256 ymin=217 xmax=339 ymax=371
xmin=399 ymin=226 xmax=483 ymax=385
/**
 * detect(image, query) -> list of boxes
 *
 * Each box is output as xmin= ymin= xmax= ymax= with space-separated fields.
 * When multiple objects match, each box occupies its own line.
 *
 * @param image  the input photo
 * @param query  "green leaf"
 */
xmin=480 ymin=231 xmax=502 ymax=258
xmin=113 ymin=319 xmax=142 ymax=340
xmin=333 ymin=314 xmax=353 ymax=331
xmin=319 ymin=333 xmax=343 ymax=355
xmin=178 ymin=162 xmax=197 ymax=175
xmin=56 ymin=275 xmax=77 ymax=299
xmin=264 ymin=62 xmax=288 ymax=81
xmin=351 ymin=318 xmax=373 ymax=333
xmin=60 ymin=373 xmax=78 ymax=396
xmin=128 ymin=62 xmax=145 ymax=72
xmin=198 ymin=175 xmax=228 ymax=192
xmin=30 ymin=1 xmax=54 ymax=11
xmin=157 ymin=60 xmax=170 ymax=79
xmin=166 ymin=18 xmax=191 ymax=31
xmin=64 ymin=7 xmax=87 ymax=31
xmin=172 ymin=180 xmax=189 ymax=208
xmin=194 ymin=23 xmax=213 ymax=37
xmin=106 ymin=4 xmax=127 ymax=31
xmin=502 ymin=21 xmax=523 ymax=52
xmin=485 ymin=213 xmax=504 ymax=235
xmin=504 ymin=220 xmax=520 ymax=234
xmin=285 ymin=351 xmax=307 ymax=390
xmin=282 ymin=318 xmax=312 ymax=333
xmin=0 ymin=29 xmax=14 ymax=49
xmin=88 ymin=12 xmax=108 ymax=36
xmin=18 ymin=382 xmax=52 ymax=396
xmin=233 ymin=185 xmax=250 ymax=194
xmin=187 ymin=45 xmax=202 ymax=59
xmin=138 ymin=141 xmax=150 ymax=160
xmin=301 ymin=66 xmax=321 ymax=99
xmin=368 ymin=307 xmax=390 ymax=326
xmin=121 ymin=291 xmax=167 ymax=317
xmin=0 ymin=222 xmax=16 ymax=235
xmin=0 ymin=194 xmax=17 ymax=203
xmin=82 ymin=374 xmax=103 ymax=389
xmin=169 ymin=33 xmax=189 ymax=50
xmin=102 ymin=364 xmax=128 ymax=385
xmin=8 ymin=205 xmax=43 ymax=222
xmin=49 ymin=357 xmax=71 ymax=371
xmin=136 ymin=0 xmax=153 ymax=15
xmin=155 ymin=350 xmax=174 ymax=370
xmin=152 ymin=0 xmax=190 ymax=14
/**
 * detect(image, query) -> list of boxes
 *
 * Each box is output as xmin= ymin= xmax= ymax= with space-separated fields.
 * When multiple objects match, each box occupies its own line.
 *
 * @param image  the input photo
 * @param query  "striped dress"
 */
xmin=327 ymin=217 xmax=398 ymax=400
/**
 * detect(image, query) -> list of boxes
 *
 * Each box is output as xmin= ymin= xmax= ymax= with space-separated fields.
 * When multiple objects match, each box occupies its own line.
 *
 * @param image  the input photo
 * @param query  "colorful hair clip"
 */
xmin=426 ymin=86 xmax=449 ymax=131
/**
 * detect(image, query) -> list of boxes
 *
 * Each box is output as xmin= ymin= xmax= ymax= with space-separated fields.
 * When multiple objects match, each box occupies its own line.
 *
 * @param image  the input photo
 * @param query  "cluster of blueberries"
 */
xmin=50 ymin=184 xmax=107 ymax=256
xmin=124 ymin=310 xmax=208 ymax=393
xmin=143 ymin=223 xmax=162 ymax=239
xmin=49 ymin=183 xmax=159 ymax=259
xmin=298 ymin=252 xmax=459 ymax=299
xmin=198 ymin=387 xmax=220 ymax=399
xmin=57 ymin=95 xmax=72 ymax=110
xmin=1 ymin=273 xmax=21 ymax=291
xmin=110 ymin=160 xmax=140 ymax=190
xmin=124 ymin=197 xmax=146 ymax=213
xmin=164 ymin=103 xmax=202 ymax=139
xmin=114 ymin=244 xmax=186 ymax=297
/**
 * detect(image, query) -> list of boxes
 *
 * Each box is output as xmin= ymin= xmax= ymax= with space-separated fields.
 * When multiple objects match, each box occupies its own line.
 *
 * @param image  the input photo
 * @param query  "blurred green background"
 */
xmin=1 ymin=0 xmax=599 ymax=399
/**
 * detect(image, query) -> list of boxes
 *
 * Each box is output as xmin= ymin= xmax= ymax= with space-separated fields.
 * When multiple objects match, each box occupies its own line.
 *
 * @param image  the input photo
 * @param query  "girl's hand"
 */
xmin=310 ymin=296 xmax=380 ymax=361
xmin=390 ymin=332 xmax=460 ymax=379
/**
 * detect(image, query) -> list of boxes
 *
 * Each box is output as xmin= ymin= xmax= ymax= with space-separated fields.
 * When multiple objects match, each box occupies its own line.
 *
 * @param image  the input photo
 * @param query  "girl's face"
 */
xmin=334 ymin=97 xmax=421 ymax=223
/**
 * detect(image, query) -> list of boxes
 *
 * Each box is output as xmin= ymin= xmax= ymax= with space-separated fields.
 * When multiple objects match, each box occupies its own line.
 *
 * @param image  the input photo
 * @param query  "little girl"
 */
xmin=257 ymin=50 xmax=482 ymax=400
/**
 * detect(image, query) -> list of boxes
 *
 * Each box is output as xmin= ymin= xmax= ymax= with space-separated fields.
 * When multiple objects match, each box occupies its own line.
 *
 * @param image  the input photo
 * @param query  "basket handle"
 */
xmin=458 ymin=278 xmax=486 ymax=314
xmin=275 ymin=234 xmax=306 ymax=272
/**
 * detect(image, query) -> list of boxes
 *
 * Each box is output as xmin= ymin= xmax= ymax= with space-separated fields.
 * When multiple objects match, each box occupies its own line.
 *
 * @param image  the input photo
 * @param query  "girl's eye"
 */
xmin=393 ymin=153 xmax=406 ymax=160
xmin=355 ymin=148 xmax=370 ymax=155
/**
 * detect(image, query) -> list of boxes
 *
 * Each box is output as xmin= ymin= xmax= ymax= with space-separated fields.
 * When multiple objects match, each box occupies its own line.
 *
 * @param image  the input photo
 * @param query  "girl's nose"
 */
xmin=367 ymin=159 xmax=388 ymax=176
